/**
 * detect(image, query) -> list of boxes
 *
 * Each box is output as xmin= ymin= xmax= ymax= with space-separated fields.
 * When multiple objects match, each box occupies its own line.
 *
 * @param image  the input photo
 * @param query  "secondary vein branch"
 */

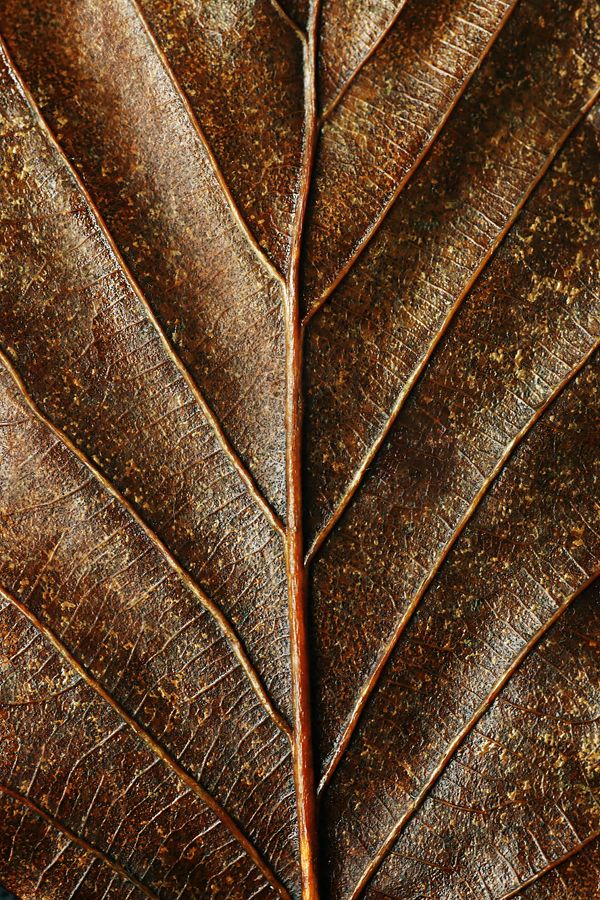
xmin=129 ymin=0 xmax=287 ymax=287
xmin=319 ymin=342 xmax=599 ymax=793
xmin=319 ymin=0 xmax=409 ymax=124
xmin=270 ymin=0 xmax=307 ymax=42
xmin=499 ymin=830 xmax=600 ymax=899
xmin=305 ymin=93 xmax=598 ymax=567
xmin=0 ymin=586 xmax=290 ymax=898
xmin=303 ymin=0 xmax=519 ymax=327
xmin=348 ymin=573 xmax=599 ymax=899
xmin=0 ymin=349 xmax=291 ymax=740
xmin=0 ymin=784 xmax=158 ymax=898
xmin=0 ymin=32 xmax=285 ymax=540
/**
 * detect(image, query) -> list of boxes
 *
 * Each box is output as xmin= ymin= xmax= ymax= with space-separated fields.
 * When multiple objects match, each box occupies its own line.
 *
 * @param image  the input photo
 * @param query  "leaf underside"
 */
xmin=0 ymin=0 xmax=598 ymax=898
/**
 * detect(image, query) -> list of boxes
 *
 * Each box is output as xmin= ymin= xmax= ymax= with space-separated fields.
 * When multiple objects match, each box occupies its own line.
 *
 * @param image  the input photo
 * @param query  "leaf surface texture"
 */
xmin=0 ymin=0 xmax=598 ymax=897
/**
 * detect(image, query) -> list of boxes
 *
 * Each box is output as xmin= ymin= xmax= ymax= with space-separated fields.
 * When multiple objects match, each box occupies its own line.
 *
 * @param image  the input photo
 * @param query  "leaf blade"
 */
xmin=304 ymin=0 xmax=600 ymax=546
xmin=0 ymin=38 xmax=293 ymax=724
xmin=0 ymin=596 xmax=286 ymax=897
xmin=311 ymin=104 xmax=600 ymax=789
xmin=0 ymin=357 xmax=298 ymax=890
xmin=0 ymin=0 xmax=290 ymax=515
xmin=302 ymin=0 xmax=517 ymax=308
xmin=322 ymin=357 xmax=600 ymax=897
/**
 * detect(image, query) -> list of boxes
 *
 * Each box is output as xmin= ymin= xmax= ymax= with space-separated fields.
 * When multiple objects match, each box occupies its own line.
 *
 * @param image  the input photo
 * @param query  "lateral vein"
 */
xmin=0 ymin=783 xmax=158 ymax=899
xmin=305 ymin=91 xmax=600 ymax=567
xmin=0 ymin=586 xmax=291 ymax=900
xmin=319 ymin=343 xmax=599 ymax=792
xmin=498 ymin=830 xmax=600 ymax=900
xmin=128 ymin=0 xmax=287 ymax=286
xmin=270 ymin=0 xmax=307 ymax=42
xmin=319 ymin=0 xmax=410 ymax=124
xmin=303 ymin=0 xmax=519 ymax=325
xmin=0 ymin=348 xmax=292 ymax=740
xmin=347 ymin=573 xmax=600 ymax=899
xmin=0 ymin=32 xmax=285 ymax=540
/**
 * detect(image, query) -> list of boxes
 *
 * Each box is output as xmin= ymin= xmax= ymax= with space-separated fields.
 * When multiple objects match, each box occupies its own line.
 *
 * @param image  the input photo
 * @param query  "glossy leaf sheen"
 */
xmin=0 ymin=1 xmax=598 ymax=898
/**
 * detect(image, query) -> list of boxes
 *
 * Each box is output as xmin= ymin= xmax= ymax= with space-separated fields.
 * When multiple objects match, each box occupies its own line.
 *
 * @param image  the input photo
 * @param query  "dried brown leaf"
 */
xmin=0 ymin=1 xmax=598 ymax=897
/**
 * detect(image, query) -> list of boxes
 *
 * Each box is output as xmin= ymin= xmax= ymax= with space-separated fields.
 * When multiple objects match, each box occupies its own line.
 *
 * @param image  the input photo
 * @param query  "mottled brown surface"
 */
xmin=302 ymin=0 xmax=516 ymax=307
xmin=0 ymin=601 xmax=278 ymax=899
xmin=303 ymin=0 xmax=599 ymax=543
xmin=0 ymin=1 xmax=598 ymax=898
xmin=0 ymin=0 xmax=289 ymax=515
xmin=363 ymin=581 xmax=600 ymax=899
xmin=317 ymin=0 xmax=408 ymax=113
xmin=311 ymin=107 xmax=600 ymax=783
xmin=322 ymin=363 xmax=599 ymax=896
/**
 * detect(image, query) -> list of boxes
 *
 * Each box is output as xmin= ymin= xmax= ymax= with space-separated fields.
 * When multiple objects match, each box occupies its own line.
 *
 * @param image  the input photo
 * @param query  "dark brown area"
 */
xmin=303 ymin=0 xmax=599 ymax=545
xmin=311 ymin=108 xmax=600 ymax=789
